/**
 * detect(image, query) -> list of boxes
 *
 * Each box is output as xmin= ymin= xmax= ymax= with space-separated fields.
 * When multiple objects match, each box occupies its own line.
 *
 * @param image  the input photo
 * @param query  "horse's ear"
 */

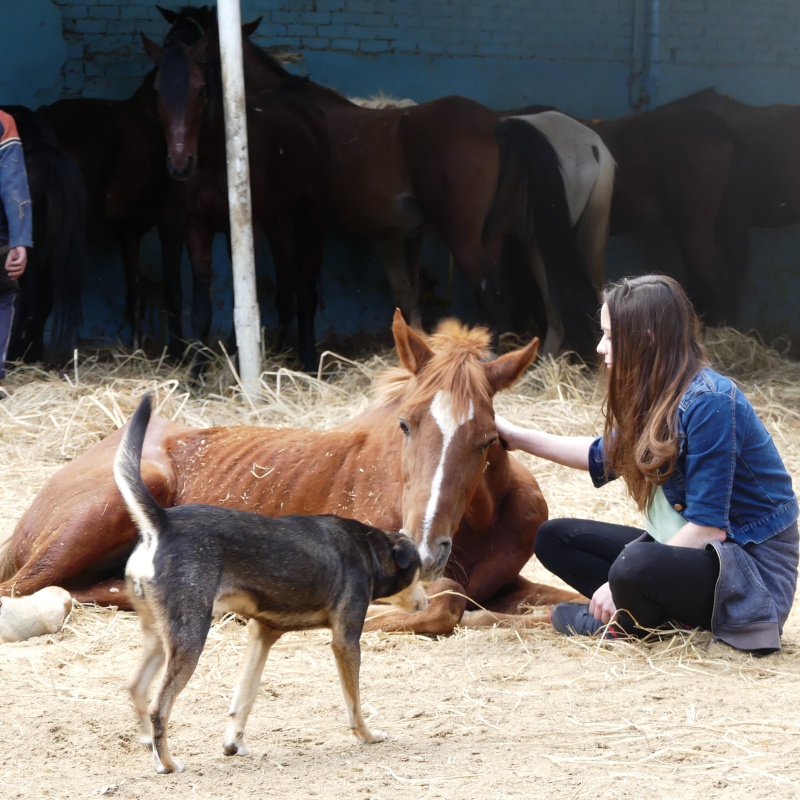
xmin=392 ymin=309 xmax=433 ymax=375
xmin=484 ymin=336 xmax=539 ymax=394
xmin=242 ymin=17 xmax=263 ymax=38
xmin=142 ymin=33 xmax=165 ymax=65
xmin=156 ymin=5 xmax=177 ymax=23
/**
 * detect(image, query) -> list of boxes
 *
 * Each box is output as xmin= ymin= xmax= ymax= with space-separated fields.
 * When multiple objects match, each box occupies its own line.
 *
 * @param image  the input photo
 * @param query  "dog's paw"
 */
xmin=155 ymin=758 xmax=185 ymax=775
xmin=359 ymin=728 xmax=388 ymax=744
xmin=223 ymin=738 xmax=249 ymax=757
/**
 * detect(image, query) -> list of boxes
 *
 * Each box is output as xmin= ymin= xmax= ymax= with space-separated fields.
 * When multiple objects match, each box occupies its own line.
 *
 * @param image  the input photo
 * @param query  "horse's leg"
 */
xmin=371 ymin=236 xmax=420 ymax=327
xmin=157 ymin=186 xmax=187 ymax=358
xmin=293 ymin=201 xmax=323 ymax=372
xmin=118 ymin=227 xmax=143 ymax=349
xmin=363 ymin=577 xmax=467 ymax=635
xmin=185 ymin=221 xmax=215 ymax=373
xmin=528 ymin=242 xmax=565 ymax=358
xmin=264 ymin=218 xmax=296 ymax=356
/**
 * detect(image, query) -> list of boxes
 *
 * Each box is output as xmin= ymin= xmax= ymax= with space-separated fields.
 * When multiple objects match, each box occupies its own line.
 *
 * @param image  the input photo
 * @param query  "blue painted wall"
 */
xmin=3 ymin=1 xmax=800 ymax=350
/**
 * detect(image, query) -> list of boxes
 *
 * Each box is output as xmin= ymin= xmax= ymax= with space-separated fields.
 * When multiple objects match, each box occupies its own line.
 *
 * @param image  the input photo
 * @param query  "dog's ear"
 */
xmin=392 ymin=536 xmax=419 ymax=571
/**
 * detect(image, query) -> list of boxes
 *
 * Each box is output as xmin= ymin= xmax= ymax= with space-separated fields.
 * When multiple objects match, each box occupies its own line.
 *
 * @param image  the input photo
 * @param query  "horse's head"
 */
xmin=389 ymin=310 xmax=539 ymax=582
xmin=142 ymin=33 xmax=210 ymax=181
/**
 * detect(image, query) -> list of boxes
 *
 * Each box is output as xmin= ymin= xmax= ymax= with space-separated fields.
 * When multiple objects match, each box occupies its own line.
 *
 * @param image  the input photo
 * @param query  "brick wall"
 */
xmin=54 ymin=0 xmax=635 ymax=106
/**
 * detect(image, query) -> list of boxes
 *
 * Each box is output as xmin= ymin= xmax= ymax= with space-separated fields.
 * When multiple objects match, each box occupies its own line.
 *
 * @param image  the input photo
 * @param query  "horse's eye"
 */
xmin=480 ymin=437 xmax=498 ymax=453
xmin=399 ymin=419 xmax=411 ymax=437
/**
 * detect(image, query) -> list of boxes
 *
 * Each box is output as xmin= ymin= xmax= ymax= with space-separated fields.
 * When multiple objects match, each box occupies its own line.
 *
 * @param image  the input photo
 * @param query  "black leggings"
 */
xmin=534 ymin=518 xmax=720 ymax=635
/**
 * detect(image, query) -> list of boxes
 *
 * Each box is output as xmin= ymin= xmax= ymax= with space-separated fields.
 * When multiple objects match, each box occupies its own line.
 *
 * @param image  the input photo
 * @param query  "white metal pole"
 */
xmin=216 ymin=0 xmax=261 ymax=396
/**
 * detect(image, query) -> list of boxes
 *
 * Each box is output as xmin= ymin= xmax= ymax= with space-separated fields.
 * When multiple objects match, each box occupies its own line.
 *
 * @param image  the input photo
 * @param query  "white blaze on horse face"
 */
xmin=417 ymin=390 xmax=475 ymax=564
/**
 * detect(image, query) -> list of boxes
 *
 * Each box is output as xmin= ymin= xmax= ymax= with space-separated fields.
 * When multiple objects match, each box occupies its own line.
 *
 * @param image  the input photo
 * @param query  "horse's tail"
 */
xmin=113 ymin=393 xmax=168 ymax=543
xmin=22 ymin=111 xmax=85 ymax=355
xmin=492 ymin=117 xmax=599 ymax=358
xmin=713 ymin=114 xmax=751 ymax=318
xmin=576 ymin=132 xmax=616 ymax=291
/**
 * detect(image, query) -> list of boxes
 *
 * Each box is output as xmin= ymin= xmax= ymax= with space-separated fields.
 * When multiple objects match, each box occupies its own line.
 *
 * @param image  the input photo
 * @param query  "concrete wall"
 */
xmin=3 ymin=1 xmax=800 ymax=350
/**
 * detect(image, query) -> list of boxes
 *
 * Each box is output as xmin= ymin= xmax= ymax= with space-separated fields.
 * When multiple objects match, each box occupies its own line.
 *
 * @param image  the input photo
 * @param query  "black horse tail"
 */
xmin=23 ymin=112 xmax=86 ymax=357
xmin=491 ymin=116 xmax=599 ymax=358
xmin=712 ymin=114 xmax=751 ymax=321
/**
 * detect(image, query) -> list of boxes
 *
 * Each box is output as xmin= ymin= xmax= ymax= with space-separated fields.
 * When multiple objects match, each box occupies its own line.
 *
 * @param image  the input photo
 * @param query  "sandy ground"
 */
xmin=3 ymin=336 xmax=800 ymax=799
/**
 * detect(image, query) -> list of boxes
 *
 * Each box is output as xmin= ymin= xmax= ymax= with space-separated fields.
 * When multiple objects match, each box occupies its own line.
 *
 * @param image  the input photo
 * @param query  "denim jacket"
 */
xmin=588 ymin=367 xmax=799 ymax=545
xmin=0 ymin=109 xmax=33 ymax=250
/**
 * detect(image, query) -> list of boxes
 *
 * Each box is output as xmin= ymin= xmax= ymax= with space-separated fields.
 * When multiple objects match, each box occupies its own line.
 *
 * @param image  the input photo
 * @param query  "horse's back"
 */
xmin=7 ymin=415 xmax=187 ymax=578
xmin=165 ymin=423 xmax=403 ymax=529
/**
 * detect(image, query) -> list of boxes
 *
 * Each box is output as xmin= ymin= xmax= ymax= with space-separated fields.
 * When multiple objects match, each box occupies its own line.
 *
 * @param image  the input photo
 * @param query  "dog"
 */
xmin=114 ymin=392 xmax=428 ymax=774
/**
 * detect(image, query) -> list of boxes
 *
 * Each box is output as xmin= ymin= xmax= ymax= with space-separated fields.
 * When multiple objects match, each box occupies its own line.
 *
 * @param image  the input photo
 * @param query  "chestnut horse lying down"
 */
xmin=0 ymin=311 xmax=578 ymax=634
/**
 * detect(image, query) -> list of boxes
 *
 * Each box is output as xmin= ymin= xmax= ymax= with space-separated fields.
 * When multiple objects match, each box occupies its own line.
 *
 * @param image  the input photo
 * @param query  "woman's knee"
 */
xmin=534 ymin=518 xmax=576 ymax=569
xmin=608 ymin=542 xmax=653 ymax=593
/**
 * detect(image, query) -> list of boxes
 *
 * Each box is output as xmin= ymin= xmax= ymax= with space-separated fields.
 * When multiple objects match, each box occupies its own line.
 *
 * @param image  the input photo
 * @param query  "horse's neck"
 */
xmin=241 ymin=45 xmax=355 ymax=111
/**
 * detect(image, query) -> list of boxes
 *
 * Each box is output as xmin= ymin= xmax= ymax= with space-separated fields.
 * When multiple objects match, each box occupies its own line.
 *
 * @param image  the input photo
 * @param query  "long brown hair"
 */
xmin=602 ymin=275 xmax=708 ymax=511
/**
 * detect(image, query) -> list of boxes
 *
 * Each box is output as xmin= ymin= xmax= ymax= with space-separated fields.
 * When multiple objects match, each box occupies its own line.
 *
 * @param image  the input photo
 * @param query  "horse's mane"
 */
xmin=374 ymin=320 xmax=496 ymax=418
xmin=241 ymin=32 xmax=356 ymax=106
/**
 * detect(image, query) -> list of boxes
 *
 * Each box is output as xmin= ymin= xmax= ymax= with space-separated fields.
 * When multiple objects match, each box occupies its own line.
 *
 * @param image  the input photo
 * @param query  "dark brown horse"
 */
xmin=215 ymin=19 xmax=599 ymax=358
xmin=678 ymin=88 xmax=800 ymax=229
xmin=0 ymin=312 xmax=579 ymax=634
xmin=509 ymin=99 xmax=747 ymax=325
xmin=142 ymin=32 xmax=329 ymax=372
xmin=592 ymin=102 xmax=749 ymax=324
xmin=32 ymin=6 xmax=215 ymax=357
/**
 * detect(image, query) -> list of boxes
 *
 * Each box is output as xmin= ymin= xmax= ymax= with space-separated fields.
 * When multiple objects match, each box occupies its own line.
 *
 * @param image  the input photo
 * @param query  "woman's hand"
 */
xmin=589 ymin=581 xmax=617 ymax=624
xmin=494 ymin=414 xmax=518 ymax=451
xmin=668 ymin=522 xmax=727 ymax=549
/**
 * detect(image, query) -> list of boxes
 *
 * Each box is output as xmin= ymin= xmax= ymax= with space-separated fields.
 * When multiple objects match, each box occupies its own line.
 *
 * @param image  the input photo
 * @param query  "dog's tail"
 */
xmin=113 ymin=393 xmax=167 ymax=546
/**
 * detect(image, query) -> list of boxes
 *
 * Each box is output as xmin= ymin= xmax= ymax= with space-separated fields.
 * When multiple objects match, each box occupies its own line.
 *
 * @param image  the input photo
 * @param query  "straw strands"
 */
xmin=2 ymin=327 xmax=800 ymax=799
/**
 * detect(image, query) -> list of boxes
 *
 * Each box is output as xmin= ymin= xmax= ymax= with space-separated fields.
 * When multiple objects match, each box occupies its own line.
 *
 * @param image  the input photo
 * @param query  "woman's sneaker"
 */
xmin=551 ymin=602 xmax=621 ymax=639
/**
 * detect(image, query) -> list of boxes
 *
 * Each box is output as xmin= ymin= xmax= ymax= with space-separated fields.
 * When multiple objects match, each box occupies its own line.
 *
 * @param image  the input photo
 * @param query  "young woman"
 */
xmin=496 ymin=274 xmax=799 ymax=652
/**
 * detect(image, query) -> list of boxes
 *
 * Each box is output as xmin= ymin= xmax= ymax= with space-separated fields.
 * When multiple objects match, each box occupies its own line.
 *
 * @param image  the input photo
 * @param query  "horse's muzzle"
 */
xmin=167 ymin=155 xmax=196 ymax=182
xmin=420 ymin=537 xmax=451 ymax=582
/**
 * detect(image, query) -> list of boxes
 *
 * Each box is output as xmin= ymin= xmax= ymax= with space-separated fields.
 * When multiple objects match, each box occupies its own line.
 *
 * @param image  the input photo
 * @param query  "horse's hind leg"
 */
xmin=291 ymin=198 xmax=326 ymax=372
xmin=118 ymin=228 xmax=144 ymax=349
xmin=223 ymin=619 xmax=282 ymax=756
xmin=157 ymin=190 xmax=187 ymax=358
xmin=264 ymin=218 xmax=298 ymax=357
xmin=371 ymin=236 xmax=421 ymax=327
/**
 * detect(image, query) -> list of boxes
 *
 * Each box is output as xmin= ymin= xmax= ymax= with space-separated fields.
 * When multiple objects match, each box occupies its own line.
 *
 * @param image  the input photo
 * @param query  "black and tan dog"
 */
xmin=114 ymin=393 xmax=427 ymax=775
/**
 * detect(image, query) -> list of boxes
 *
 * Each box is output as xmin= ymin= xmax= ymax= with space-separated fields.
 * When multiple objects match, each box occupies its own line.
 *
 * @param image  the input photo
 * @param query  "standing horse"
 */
xmin=492 ymin=111 xmax=615 ymax=354
xmin=349 ymin=98 xmax=615 ymax=357
xmin=592 ymin=102 xmax=749 ymax=324
xmin=505 ymin=101 xmax=747 ymax=326
xmin=33 ymin=6 xmax=214 ymax=357
xmin=679 ymin=88 xmax=800 ymax=229
xmin=0 ymin=312 xmax=579 ymax=634
xmin=3 ymin=106 xmax=84 ymax=363
xmin=142 ymin=33 xmax=328 ymax=372
xmin=214 ymin=19 xmax=599 ymax=358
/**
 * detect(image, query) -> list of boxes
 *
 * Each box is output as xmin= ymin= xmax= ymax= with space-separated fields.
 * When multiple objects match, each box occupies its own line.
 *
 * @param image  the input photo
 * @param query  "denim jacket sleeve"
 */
xmin=588 ymin=435 xmax=616 ymax=488
xmin=681 ymin=385 xmax=735 ymax=529
xmin=0 ymin=110 xmax=33 ymax=249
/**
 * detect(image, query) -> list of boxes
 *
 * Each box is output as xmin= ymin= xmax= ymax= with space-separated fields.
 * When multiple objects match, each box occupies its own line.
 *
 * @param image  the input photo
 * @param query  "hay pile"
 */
xmin=2 ymin=327 xmax=800 ymax=799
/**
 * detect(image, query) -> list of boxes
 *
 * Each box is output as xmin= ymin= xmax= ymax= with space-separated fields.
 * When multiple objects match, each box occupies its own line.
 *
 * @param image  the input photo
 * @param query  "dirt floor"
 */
xmin=3 ymin=333 xmax=800 ymax=799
